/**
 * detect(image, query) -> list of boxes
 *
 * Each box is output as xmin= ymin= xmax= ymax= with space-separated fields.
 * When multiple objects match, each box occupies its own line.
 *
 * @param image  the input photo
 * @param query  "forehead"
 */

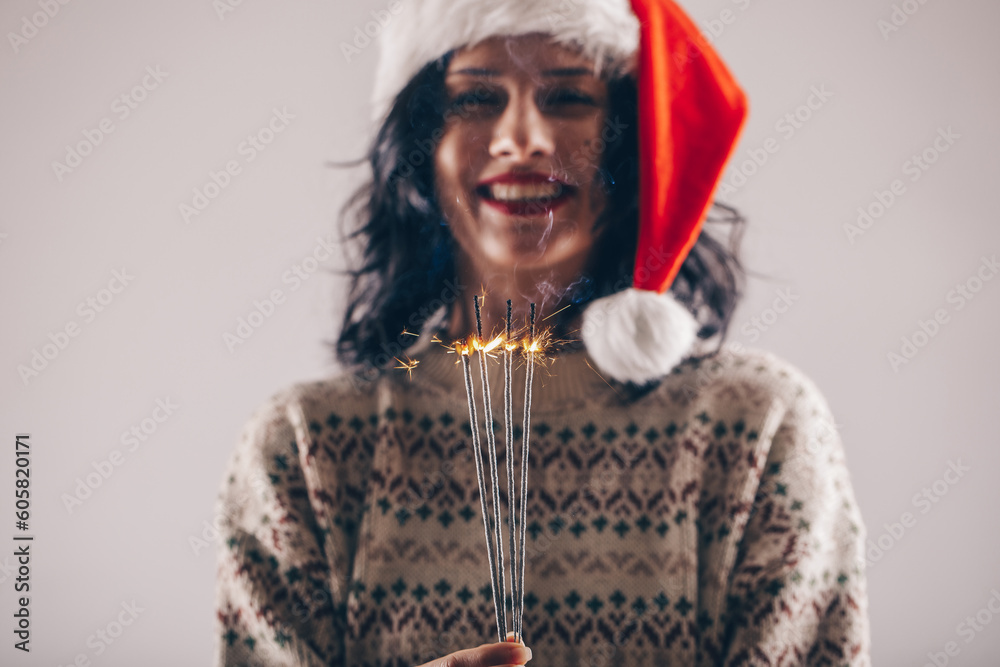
xmin=446 ymin=33 xmax=596 ymax=77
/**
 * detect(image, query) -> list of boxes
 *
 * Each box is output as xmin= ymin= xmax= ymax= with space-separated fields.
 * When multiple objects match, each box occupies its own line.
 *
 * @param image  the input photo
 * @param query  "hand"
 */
xmin=415 ymin=632 xmax=532 ymax=667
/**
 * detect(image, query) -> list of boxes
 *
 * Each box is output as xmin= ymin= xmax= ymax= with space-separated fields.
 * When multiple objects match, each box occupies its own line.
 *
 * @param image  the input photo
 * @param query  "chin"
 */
xmin=487 ymin=243 xmax=587 ymax=274
xmin=490 ymin=217 xmax=587 ymax=256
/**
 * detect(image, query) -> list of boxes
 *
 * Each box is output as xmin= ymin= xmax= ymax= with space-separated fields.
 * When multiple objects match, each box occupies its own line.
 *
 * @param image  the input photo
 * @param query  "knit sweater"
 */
xmin=214 ymin=342 xmax=871 ymax=666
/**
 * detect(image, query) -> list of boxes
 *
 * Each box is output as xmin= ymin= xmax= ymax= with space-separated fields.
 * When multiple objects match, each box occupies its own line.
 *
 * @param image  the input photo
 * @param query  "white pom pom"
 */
xmin=581 ymin=288 xmax=699 ymax=385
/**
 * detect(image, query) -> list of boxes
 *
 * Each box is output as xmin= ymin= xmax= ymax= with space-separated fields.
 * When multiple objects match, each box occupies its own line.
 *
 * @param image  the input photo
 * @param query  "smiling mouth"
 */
xmin=476 ymin=181 xmax=573 ymax=217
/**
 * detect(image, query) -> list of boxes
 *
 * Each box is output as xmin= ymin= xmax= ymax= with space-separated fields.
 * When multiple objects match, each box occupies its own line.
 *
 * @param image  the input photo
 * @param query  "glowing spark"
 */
xmin=394 ymin=356 xmax=419 ymax=379
xmin=522 ymin=339 xmax=544 ymax=354
xmin=482 ymin=335 xmax=504 ymax=354
xmin=585 ymin=359 xmax=624 ymax=399
xmin=541 ymin=303 xmax=572 ymax=321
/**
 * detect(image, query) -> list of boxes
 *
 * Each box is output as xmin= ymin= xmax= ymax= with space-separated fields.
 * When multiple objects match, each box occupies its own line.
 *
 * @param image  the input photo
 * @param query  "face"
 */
xmin=434 ymin=34 xmax=610 ymax=278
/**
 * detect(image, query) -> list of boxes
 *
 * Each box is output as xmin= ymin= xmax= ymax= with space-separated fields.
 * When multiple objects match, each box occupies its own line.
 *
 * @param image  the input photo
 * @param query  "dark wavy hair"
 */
xmin=334 ymin=52 xmax=747 ymax=379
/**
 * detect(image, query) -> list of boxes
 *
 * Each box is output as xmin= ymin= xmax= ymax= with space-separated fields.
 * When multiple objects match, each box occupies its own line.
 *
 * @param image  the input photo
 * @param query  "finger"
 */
xmin=504 ymin=631 xmax=525 ymax=645
xmin=423 ymin=640 xmax=532 ymax=667
xmin=482 ymin=640 xmax=531 ymax=666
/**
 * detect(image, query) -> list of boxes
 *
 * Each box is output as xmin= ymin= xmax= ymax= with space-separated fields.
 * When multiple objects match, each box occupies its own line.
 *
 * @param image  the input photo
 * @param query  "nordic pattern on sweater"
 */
xmin=214 ymin=344 xmax=871 ymax=666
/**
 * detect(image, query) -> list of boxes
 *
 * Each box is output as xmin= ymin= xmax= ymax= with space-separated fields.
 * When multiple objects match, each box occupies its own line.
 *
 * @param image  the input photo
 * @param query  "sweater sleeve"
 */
xmin=714 ymin=372 xmax=871 ymax=666
xmin=214 ymin=390 xmax=342 ymax=666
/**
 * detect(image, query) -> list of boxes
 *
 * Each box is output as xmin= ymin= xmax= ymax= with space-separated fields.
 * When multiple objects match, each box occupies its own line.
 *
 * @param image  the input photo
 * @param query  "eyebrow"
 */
xmin=447 ymin=66 xmax=595 ymax=77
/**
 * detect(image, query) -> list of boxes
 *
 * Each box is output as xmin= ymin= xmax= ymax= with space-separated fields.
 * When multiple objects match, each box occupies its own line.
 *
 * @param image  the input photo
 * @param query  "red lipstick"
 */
xmin=476 ymin=172 xmax=574 ymax=217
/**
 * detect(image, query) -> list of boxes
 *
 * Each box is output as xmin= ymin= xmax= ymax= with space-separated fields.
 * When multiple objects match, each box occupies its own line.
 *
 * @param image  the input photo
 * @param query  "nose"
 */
xmin=488 ymin=92 xmax=555 ymax=161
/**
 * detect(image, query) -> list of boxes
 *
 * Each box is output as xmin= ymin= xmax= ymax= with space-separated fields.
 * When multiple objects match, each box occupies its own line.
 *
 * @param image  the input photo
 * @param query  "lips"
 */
xmin=476 ymin=172 xmax=574 ymax=217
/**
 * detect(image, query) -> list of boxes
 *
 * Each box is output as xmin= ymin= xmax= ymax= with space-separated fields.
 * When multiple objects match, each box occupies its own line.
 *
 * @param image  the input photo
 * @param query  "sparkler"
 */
xmin=458 ymin=345 xmax=504 ymax=642
xmin=516 ymin=302 xmax=536 ymax=642
xmin=502 ymin=301 xmax=519 ymax=646
xmin=474 ymin=295 xmax=508 ymax=639
xmin=451 ymin=297 xmax=541 ymax=645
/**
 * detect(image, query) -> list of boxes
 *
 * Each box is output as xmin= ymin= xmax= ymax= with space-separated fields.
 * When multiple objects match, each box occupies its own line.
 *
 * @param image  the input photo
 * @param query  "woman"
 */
xmin=215 ymin=1 xmax=871 ymax=665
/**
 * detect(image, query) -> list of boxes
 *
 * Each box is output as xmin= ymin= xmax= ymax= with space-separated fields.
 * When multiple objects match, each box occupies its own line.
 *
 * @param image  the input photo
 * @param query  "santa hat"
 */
xmin=373 ymin=0 xmax=748 ymax=385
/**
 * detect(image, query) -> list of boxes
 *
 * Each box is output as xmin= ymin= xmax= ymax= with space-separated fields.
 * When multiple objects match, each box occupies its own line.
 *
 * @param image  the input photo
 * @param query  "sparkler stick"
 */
xmin=460 ymin=349 xmax=504 ymax=643
xmin=516 ymin=303 xmax=536 ymax=642
xmin=503 ymin=300 xmax=519 ymax=645
xmin=474 ymin=296 xmax=508 ymax=638
xmin=450 ymin=298 xmax=541 ymax=645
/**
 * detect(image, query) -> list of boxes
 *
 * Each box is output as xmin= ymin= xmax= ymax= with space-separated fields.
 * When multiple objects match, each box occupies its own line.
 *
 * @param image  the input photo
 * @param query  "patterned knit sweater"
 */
xmin=214 ymin=342 xmax=871 ymax=666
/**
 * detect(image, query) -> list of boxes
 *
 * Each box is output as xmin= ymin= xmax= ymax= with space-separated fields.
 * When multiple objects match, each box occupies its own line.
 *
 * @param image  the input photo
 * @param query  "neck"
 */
xmin=405 ymin=340 xmax=615 ymax=414
xmin=446 ymin=254 xmax=588 ymax=340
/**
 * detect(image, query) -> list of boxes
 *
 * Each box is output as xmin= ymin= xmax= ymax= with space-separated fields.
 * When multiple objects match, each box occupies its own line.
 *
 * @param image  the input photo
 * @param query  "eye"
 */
xmin=447 ymin=88 xmax=504 ymax=115
xmin=538 ymin=88 xmax=598 ymax=111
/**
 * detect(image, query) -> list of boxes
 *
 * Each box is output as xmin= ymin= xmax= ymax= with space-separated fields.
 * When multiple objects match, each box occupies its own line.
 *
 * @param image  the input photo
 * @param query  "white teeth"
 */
xmin=487 ymin=182 xmax=563 ymax=202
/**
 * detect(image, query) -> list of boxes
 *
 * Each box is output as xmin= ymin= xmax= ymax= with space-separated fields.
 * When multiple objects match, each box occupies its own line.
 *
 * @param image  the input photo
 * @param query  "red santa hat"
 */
xmin=373 ymin=0 xmax=748 ymax=384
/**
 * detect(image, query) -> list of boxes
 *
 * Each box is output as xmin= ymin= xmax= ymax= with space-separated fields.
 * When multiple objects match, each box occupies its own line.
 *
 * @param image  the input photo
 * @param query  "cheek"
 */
xmin=559 ymin=121 xmax=607 ymax=176
xmin=565 ymin=131 xmax=610 ymax=214
xmin=434 ymin=163 xmax=464 ymax=232
xmin=585 ymin=118 xmax=611 ymax=199
xmin=434 ymin=136 xmax=477 ymax=246
xmin=433 ymin=138 xmax=457 ymax=197
xmin=435 ymin=130 xmax=476 ymax=200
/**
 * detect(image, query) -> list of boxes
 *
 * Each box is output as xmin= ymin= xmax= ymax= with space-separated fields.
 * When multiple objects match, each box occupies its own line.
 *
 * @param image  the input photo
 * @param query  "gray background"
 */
xmin=1 ymin=0 xmax=998 ymax=664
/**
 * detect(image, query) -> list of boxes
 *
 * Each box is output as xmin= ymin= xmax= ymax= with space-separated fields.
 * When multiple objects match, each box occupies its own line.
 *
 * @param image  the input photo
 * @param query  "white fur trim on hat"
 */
xmin=581 ymin=288 xmax=699 ymax=385
xmin=372 ymin=0 xmax=640 ymax=122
